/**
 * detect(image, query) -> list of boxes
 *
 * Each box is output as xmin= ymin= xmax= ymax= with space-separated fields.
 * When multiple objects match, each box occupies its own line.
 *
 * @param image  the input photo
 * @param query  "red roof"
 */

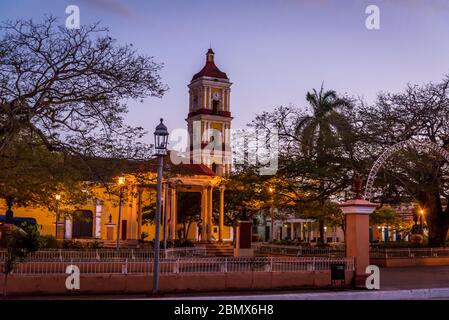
xmin=192 ymin=49 xmax=228 ymax=81
xmin=129 ymin=153 xmax=216 ymax=177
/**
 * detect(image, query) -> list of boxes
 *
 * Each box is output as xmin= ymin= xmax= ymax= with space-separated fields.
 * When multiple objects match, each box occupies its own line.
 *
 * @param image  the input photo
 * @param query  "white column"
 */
xmin=332 ymin=225 xmax=337 ymax=242
xmin=219 ymin=187 xmax=224 ymax=242
xmin=95 ymin=200 xmax=102 ymax=239
xmin=207 ymin=187 xmax=213 ymax=241
xmin=201 ymin=189 xmax=207 ymax=241
xmin=227 ymin=89 xmax=230 ymax=111
xmin=65 ymin=217 xmax=72 ymax=240
xmin=203 ymin=87 xmax=207 ymax=109
xmin=221 ymin=88 xmax=224 ymax=111
xmin=208 ymin=87 xmax=211 ymax=109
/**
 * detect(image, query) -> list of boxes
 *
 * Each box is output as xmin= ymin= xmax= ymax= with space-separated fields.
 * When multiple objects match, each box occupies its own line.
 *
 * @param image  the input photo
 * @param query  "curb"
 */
xmin=159 ymin=288 xmax=449 ymax=300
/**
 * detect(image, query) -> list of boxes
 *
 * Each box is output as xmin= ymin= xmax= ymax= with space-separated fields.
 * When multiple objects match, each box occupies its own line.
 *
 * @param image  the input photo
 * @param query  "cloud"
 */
xmin=77 ymin=0 xmax=134 ymax=17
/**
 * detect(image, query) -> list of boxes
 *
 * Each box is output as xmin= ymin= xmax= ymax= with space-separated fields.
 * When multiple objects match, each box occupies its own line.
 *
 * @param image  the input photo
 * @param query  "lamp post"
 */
xmin=268 ymin=187 xmax=275 ymax=242
xmin=116 ymin=175 xmax=125 ymax=250
xmin=55 ymin=194 xmax=61 ymax=239
xmin=153 ymin=118 xmax=169 ymax=295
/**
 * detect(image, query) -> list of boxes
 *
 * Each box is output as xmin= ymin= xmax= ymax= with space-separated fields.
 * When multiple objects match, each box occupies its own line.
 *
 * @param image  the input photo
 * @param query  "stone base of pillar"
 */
xmin=233 ymin=248 xmax=254 ymax=257
xmin=105 ymin=223 xmax=115 ymax=241
xmin=0 ymin=223 xmax=15 ymax=239
xmin=354 ymin=274 xmax=369 ymax=289
xmin=56 ymin=222 xmax=65 ymax=239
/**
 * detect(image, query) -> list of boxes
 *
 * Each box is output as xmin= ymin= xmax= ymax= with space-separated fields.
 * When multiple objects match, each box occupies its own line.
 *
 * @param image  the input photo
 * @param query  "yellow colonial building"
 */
xmin=0 ymin=49 xmax=234 ymax=245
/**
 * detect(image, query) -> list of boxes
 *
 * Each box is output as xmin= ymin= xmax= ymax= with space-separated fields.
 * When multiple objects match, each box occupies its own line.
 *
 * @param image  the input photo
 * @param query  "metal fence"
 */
xmin=0 ymin=247 xmax=207 ymax=262
xmin=370 ymin=247 xmax=449 ymax=259
xmin=255 ymin=244 xmax=345 ymax=257
xmin=1 ymin=257 xmax=354 ymax=275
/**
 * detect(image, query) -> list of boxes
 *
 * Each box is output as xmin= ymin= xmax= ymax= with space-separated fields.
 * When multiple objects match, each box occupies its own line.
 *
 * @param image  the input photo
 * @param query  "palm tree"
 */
xmin=295 ymin=85 xmax=352 ymax=244
xmin=296 ymin=85 xmax=352 ymax=160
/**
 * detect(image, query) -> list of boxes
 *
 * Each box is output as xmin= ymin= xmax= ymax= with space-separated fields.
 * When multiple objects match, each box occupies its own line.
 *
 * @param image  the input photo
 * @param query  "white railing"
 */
xmin=0 ymin=247 xmax=207 ymax=262
xmin=1 ymin=257 xmax=354 ymax=275
xmin=370 ymin=247 xmax=449 ymax=259
xmin=255 ymin=244 xmax=345 ymax=257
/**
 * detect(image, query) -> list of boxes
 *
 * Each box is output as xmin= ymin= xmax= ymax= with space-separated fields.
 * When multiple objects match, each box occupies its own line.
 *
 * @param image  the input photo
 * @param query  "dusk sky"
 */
xmin=2 ymin=0 xmax=449 ymax=139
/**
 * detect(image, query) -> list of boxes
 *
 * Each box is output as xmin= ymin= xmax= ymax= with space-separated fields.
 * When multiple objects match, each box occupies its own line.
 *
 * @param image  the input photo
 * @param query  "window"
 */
xmin=212 ymin=100 xmax=219 ymax=114
xmin=72 ymin=210 xmax=93 ymax=239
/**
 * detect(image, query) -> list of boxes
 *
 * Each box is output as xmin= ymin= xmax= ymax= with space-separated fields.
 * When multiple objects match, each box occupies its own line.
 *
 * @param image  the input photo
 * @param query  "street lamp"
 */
xmin=55 ymin=194 xmax=61 ymax=239
xmin=153 ymin=118 xmax=169 ymax=295
xmin=420 ymin=209 xmax=425 ymax=228
xmin=116 ymin=175 xmax=125 ymax=249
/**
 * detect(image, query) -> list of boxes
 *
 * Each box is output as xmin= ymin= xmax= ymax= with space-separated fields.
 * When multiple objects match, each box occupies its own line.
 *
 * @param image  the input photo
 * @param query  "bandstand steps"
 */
xmin=202 ymin=242 xmax=234 ymax=257
xmin=101 ymin=240 xmax=140 ymax=249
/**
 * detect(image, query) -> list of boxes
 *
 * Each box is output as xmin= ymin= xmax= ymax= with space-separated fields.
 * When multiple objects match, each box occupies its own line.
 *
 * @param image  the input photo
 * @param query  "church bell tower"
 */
xmin=187 ymin=49 xmax=232 ymax=176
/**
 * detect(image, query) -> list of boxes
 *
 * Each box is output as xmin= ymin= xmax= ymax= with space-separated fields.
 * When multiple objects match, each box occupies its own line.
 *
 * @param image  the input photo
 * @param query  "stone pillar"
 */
xmin=233 ymin=220 xmax=254 ymax=257
xmin=129 ymin=187 xmax=138 ymax=240
xmin=95 ymin=200 xmax=102 ymax=239
xmin=170 ymin=188 xmax=177 ymax=240
xmin=137 ymin=189 xmax=143 ymax=241
xmin=219 ymin=187 xmax=225 ymax=242
xmin=105 ymin=214 xmax=115 ymax=241
xmin=290 ymin=223 xmax=294 ymax=240
xmin=200 ymin=189 xmax=207 ymax=241
xmin=339 ymin=198 xmax=377 ymax=287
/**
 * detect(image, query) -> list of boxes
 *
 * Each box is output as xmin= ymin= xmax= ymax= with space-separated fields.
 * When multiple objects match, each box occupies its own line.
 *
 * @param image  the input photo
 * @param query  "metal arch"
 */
xmin=364 ymin=140 xmax=449 ymax=200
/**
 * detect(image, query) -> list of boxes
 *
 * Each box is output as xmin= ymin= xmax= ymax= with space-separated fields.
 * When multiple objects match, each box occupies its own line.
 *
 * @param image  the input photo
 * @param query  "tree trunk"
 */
xmin=318 ymin=219 xmax=325 ymax=244
xmin=4 ymin=197 xmax=14 ymax=224
xmin=421 ymin=192 xmax=449 ymax=247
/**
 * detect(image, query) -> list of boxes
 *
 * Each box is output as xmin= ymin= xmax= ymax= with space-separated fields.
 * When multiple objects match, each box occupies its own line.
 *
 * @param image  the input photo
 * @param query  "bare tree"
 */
xmin=0 ymin=16 xmax=167 ymax=159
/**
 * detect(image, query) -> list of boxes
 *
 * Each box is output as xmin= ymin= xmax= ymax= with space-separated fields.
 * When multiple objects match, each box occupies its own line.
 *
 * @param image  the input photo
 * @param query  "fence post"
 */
xmin=408 ymin=248 xmax=411 ymax=258
xmin=59 ymin=249 xmax=63 ymax=262
xmin=270 ymin=257 xmax=273 ymax=272
xmin=122 ymin=258 xmax=128 ymax=274
xmin=313 ymin=256 xmax=316 ymax=271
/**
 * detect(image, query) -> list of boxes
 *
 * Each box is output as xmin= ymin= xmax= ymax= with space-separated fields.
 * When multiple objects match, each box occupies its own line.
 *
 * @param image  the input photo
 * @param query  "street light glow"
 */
xmin=118 ymin=176 xmax=125 ymax=185
xmin=55 ymin=194 xmax=61 ymax=201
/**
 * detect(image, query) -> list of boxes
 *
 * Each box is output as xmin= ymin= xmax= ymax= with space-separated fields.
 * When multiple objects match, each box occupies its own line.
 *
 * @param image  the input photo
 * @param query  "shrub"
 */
xmin=38 ymin=235 xmax=60 ymax=248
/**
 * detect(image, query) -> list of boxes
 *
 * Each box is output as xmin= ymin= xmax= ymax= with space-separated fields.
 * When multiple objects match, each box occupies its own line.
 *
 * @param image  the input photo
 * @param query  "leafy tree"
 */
xmin=357 ymin=76 xmax=449 ymax=246
xmin=251 ymin=87 xmax=356 ymax=243
xmin=1 ymin=223 xmax=40 ymax=296
xmin=0 ymin=16 xmax=166 ymax=223
xmin=370 ymin=207 xmax=400 ymax=227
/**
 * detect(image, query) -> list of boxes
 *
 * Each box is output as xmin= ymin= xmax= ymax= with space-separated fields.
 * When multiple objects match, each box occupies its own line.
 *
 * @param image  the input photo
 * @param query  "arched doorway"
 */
xmin=72 ymin=210 xmax=93 ymax=239
xmin=177 ymin=192 xmax=202 ymax=240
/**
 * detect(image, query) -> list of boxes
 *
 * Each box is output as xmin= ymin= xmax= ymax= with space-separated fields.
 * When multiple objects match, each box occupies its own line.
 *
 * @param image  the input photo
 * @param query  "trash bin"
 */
xmin=330 ymin=263 xmax=345 ymax=288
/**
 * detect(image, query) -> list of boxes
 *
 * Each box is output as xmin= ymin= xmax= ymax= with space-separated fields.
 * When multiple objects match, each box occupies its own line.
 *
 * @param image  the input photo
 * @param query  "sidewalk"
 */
xmin=152 ymin=265 xmax=449 ymax=300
